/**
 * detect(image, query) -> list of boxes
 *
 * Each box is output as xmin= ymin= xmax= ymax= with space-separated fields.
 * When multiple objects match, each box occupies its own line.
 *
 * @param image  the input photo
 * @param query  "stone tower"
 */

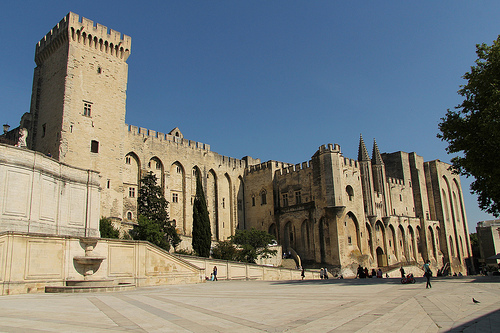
xmin=28 ymin=12 xmax=131 ymax=218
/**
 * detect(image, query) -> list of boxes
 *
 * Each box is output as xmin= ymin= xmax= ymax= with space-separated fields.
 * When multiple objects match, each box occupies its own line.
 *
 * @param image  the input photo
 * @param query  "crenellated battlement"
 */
xmin=387 ymin=177 xmax=405 ymax=186
xmin=342 ymin=157 xmax=359 ymax=169
xmin=246 ymin=161 xmax=293 ymax=175
xmin=318 ymin=143 xmax=341 ymax=154
xmin=274 ymin=160 xmax=312 ymax=177
xmin=126 ymin=124 xmax=248 ymax=169
xmin=127 ymin=124 xmax=211 ymax=151
xmin=35 ymin=12 xmax=131 ymax=65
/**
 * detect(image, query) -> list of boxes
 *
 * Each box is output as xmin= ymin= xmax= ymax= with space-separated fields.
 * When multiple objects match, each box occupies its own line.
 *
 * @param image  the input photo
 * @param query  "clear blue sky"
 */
xmin=1 ymin=1 xmax=499 ymax=232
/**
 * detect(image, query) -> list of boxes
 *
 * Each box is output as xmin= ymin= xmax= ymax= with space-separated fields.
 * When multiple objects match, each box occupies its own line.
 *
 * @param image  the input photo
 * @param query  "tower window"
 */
xmin=125 ymin=156 xmax=131 ymax=164
xmin=295 ymin=191 xmax=301 ymax=204
xmin=282 ymin=194 xmax=288 ymax=207
xmin=91 ymin=140 xmax=99 ymax=153
xmin=42 ymin=124 xmax=46 ymax=138
xmin=222 ymin=198 xmax=225 ymax=208
xmin=126 ymin=211 xmax=132 ymax=220
xmin=261 ymin=191 xmax=267 ymax=205
xmin=156 ymin=162 xmax=161 ymax=169
xmin=107 ymin=179 xmax=110 ymax=189
xmin=128 ymin=187 xmax=135 ymax=198
xmin=172 ymin=193 xmax=179 ymax=203
xmin=252 ymin=196 xmax=255 ymax=206
xmin=83 ymin=102 xmax=92 ymax=117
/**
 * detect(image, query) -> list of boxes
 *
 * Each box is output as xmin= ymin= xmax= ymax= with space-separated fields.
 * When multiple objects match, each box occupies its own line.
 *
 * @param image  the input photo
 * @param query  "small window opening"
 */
xmin=128 ymin=187 xmax=135 ymax=198
xmin=83 ymin=102 xmax=92 ymax=117
xmin=91 ymin=140 xmax=99 ymax=153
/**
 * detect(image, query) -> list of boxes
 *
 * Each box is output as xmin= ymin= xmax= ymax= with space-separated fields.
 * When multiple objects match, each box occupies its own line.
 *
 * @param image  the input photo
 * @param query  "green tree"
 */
xmin=438 ymin=36 xmax=500 ymax=217
xmin=131 ymin=172 xmax=180 ymax=250
xmin=192 ymin=171 xmax=212 ymax=257
xmin=99 ymin=217 xmax=120 ymax=239
xmin=230 ymin=228 xmax=277 ymax=263
xmin=211 ymin=240 xmax=241 ymax=261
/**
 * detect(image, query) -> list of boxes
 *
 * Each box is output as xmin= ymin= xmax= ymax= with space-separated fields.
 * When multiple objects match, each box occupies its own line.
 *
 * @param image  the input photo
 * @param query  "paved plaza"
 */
xmin=0 ymin=276 xmax=499 ymax=332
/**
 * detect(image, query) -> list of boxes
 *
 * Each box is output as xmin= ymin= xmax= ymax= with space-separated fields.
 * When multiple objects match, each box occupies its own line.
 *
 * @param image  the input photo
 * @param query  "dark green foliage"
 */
xmin=230 ymin=228 xmax=277 ymax=263
xmin=469 ymin=233 xmax=481 ymax=258
xmin=438 ymin=36 xmax=500 ymax=217
xmin=132 ymin=215 xmax=170 ymax=249
xmin=99 ymin=217 xmax=120 ymax=239
xmin=211 ymin=240 xmax=242 ymax=261
xmin=131 ymin=172 xmax=180 ymax=250
xmin=192 ymin=171 xmax=212 ymax=257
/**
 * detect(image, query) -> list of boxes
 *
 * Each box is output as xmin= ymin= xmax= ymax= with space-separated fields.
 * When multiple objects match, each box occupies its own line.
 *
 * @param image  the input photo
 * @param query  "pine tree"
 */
xmin=192 ymin=171 xmax=212 ymax=257
xmin=131 ymin=172 xmax=180 ymax=250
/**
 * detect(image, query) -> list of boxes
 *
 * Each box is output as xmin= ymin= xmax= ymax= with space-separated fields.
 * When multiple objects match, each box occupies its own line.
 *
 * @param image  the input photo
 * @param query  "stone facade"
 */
xmin=18 ymin=12 xmax=472 ymax=275
xmin=476 ymin=219 xmax=500 ymax=266
xmin=0 ymin=143 xmax=100 ymax=237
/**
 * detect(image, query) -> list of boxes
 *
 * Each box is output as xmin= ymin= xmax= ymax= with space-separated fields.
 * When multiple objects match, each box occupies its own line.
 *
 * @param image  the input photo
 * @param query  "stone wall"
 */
xmin=0 ymin=144 xmax=100 ymax=237
xmin=0 ymin=232 xmax=204 ymax=295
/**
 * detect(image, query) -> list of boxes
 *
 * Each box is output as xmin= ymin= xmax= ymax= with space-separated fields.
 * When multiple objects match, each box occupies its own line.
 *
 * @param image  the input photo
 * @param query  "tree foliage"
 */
xmin=192 ymin=171 xmax=212 ymax=257
xmin=230 ymin=228 xmax=277 ymax=263
xmin=131 ymin=172 xmax=180 ymax=250
xmin=211 ymin=240 xmax=241 ymax=261
xmin=99 ymin=217 xmax=120 ymax=239
xmin=438 ymin=36 xmax=500 ymax=217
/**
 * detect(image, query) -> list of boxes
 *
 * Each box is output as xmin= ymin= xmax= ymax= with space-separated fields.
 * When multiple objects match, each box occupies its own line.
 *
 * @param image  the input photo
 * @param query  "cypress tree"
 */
xmin=192 ymin=171 xmax=212 ymax=257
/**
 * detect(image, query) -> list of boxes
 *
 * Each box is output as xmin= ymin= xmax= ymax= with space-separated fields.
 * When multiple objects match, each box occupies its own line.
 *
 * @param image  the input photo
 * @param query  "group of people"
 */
xmin=356 ymin=265 xmax=383 ymax=278
xmin=319 ymin=268 xmax=329 ymax=279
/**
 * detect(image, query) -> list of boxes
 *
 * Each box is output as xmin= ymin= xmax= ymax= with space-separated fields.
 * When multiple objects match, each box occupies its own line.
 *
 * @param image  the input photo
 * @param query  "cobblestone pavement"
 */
xmin=0 ymin=276 xmax=499 ymax=332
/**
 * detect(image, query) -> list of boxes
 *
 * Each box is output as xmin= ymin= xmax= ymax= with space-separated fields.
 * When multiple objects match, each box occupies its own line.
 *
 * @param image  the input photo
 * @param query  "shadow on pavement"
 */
xmin=270 ymin=277 xmax=422 ymax=286
xmin=444 ymin=308 xmax=500 ymax=332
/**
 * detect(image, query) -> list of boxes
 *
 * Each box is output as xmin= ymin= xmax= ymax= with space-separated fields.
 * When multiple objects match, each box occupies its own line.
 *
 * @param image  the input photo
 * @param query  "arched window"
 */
xmin=346 ymin=186 xmax=354 ymax=201
xmin=260 ymin=190 xmax=267 ymax=205
xmin=126 ymin=211 xmax=132 ymax=220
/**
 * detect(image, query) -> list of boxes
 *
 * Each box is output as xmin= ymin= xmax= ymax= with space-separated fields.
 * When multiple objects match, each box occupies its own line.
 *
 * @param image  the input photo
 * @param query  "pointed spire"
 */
xmin=358 ymin=134 xmax=370 ymax=161
xmin=372 ymin=139 xmax=384 ymax=165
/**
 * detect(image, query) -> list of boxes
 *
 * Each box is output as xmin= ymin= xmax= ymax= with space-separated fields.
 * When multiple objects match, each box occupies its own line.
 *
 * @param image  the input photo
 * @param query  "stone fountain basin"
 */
xmin=73 ymin=256 xmax=106 ymax=265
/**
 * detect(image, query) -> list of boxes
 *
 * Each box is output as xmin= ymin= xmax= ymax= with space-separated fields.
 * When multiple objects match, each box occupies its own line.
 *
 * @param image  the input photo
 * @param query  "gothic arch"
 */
xmin=397 ymin=225 xmax=407 ymax=261
xmin=375 ymin=220 xmax=387 ymax=255
xmin=268 ymin=223 xmax=277 ymax=239
xmin=207 ymin=169 xmax=218 ymax=239
xmin=236 ymin=176 xmax=245 ymax=230
xmin=408 ymin=225 xmax=416 ymax=261
xmin=147 ymin=156 xmax=164 ymax=189
xmin=388 ymin=224 xmax=397 ymax=259
xmin=428 ymin=226 xmax=437 ymax=259
xmin=191 ymin=166 xmax=201 ymax=203
xmin=346 ymin=185 xmax=354 ymax=201
xmin=217 ymin=173 xmax=232 ymax=240
xmin=170 ymin=161 xmax=186 ymax=234
xmin=284 ymin=221 xmax=293 ymax=251
xmin=319 ymin=217 xmax=328 ymax=264
xmin=301 ymin=219 xmax=311 ymax=253
xmin=366 ymin=222 xmax=374 ymax=257
xmin=344 ymin=212 xmax=361 ymax=252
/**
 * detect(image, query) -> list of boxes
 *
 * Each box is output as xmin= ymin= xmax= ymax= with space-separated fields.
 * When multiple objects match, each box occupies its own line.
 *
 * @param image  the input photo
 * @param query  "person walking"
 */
xmin=400 ymin=266 xmax=405 ymax=279
xmin=213 ymin=266 xmax=218 ymax=281
xmin=301 ymin=267 xmax=305 ymax=280
xmin=423 ymin=260 xmax=432 ymax=288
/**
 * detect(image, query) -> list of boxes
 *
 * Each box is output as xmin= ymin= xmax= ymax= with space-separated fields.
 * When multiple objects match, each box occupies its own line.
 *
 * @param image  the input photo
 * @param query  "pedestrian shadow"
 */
xmin=444 ymin=308 xmax=500 ymax=332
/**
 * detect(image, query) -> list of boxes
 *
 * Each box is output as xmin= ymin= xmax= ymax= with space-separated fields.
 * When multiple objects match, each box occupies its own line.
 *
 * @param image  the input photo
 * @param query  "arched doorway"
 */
xmin=376 ymin=247 xmax=387 ymax=267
